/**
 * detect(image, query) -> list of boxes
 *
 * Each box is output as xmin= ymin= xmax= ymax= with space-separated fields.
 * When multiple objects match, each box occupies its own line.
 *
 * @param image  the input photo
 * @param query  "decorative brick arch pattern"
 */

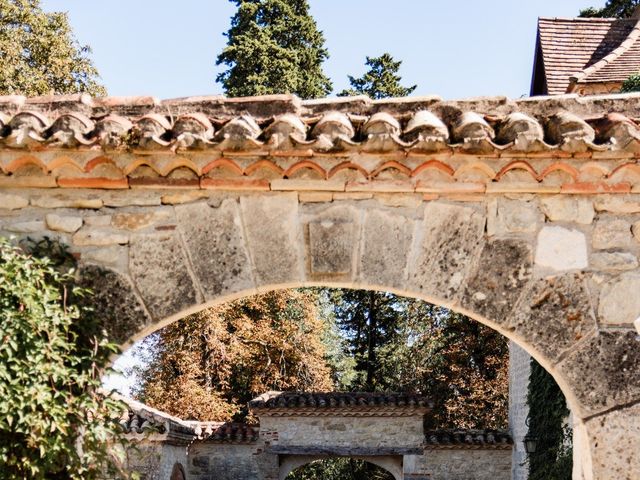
xmin=1 ymin=93 xmax=639 ymax=480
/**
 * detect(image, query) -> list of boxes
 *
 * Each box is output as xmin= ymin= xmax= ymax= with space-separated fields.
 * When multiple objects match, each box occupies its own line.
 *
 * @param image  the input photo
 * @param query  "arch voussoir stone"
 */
xmin=557 ymin=329 xmax=640 ymax=418
xmin=129 ymin=232 xmax=201 ymax=320
xmin=460 ymin=238 xmax=533 ymax=323
xmin=77 ymin=265 xmax=151 ymax=345
xmin=175 ymin=200 xmax=255 ymax=300
xmin=358 ymin=208 xmax=416 ymax=290
xmin=240 ymin=193 xmax=305 ymax=287
xmin=407 ymin=202 xmax=485 ymax=301
xmin=507 ymin=273 xmax=597 ymax=363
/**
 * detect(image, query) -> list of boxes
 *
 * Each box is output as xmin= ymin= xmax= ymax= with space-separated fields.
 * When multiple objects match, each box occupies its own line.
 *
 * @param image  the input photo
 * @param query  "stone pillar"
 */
xmin=509 ymin=341 xmax=530 ymax=480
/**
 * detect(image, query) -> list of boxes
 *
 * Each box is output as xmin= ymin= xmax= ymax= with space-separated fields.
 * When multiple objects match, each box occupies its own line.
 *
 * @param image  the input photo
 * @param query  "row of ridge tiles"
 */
xmin=2 ymin=94 xmax=640 ymax=152
xmin=193 ymin=422 xmax=259 ymax=442
xmin=425 ymin=429 xmax=513 ymax=447
xmin=249 ymin=392 xmax=432 ymax=409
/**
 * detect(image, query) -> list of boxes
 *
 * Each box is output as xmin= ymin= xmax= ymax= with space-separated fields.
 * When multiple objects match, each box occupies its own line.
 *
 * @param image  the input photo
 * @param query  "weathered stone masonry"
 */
xmin=1 ymin=92 xmax=640 ymax=479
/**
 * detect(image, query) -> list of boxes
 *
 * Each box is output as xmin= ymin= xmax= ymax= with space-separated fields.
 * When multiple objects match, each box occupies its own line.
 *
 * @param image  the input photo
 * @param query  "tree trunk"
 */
xmin=365 ymin=291 xmax=377 ymax=391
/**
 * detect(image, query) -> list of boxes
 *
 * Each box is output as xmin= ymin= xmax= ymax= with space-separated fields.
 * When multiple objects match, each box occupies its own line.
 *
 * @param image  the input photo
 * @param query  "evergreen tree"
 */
xmin=0 ymin=0 xmax=105 ymax=96
xmin=580 ymin=0 xmax=640 ymax=17
xmin=338 ymin=53 xmax=417 ymax=99
xmin=621 ymin=73 xmax=640 ymax=92
xmin=216 ymin=0 xmax=332 ymax=99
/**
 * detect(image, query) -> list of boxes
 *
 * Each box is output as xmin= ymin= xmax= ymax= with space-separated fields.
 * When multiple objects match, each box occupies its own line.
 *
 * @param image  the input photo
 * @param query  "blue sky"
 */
xmin=41 ymin=0 xmax=601 ymax=100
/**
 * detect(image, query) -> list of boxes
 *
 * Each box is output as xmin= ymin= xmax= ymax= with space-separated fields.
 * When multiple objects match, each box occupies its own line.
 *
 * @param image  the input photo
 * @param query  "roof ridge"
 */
xmin=538 ymin=16 xmax=632 ymax=23
xmin=571 ymin=18 xmax=640 ymax=85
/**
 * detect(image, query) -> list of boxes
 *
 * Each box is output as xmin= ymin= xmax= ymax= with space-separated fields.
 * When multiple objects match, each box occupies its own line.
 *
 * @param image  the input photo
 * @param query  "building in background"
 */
xmin=531 ymin=8 xmax=640 ymax=95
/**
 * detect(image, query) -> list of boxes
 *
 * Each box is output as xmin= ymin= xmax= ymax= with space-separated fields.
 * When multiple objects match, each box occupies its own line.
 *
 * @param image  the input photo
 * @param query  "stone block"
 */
xmin=491 ymin=198 xmax=543 ymax=234
xmin=6 ymin=220 xmax=46 ymax=233
xmin=240 ymin=194 xmax=304 ymax=286
xmin=45 ymin=214 xmax=83 ymax=233
xmin=558 ymin=330 xmax=640 ymax=416
xmin=592 ymin=218 xmax=632 ymax=250
xmin=129 ymin=232 xmax=200 ymax=320
xmin=112 ymin=211 xmax=172 ymax=231
xmin=535 ymin=226 xmax=588 ymax=271
xmin=84 ymin=215 xmax=112 ymax=227
xmin=598 ymin=272 xmax=640 ymax=325
xmin=540 ymin=195 xmax=595 ymax=224
xmin=508 ymin=274 xmax=597 ymax=361
xmin=594 ymin=195 xmax=640 ymax=214
xmin=358 ymin=209 xmax=415 ymax=289
xmin=633 ymin=220 xmax=640 ymax=243
xmin=407 ymin=202 xmax=484 ymax=300
xmin=77 ymin=265 xmax=150 ymax=345
xmin=590 ymin=251 xmax=638 ymax=271
xmin=461 ymin=239 xmax=533 ymax=322
xmin=175 ymin=200 xmax=254 ymax=299
xmin=82 ymin=245 xmax=128 ymax=269
xmin=30 ymin=194 xmax=103 ymax=209
xmin=584 ymin=403 xmax=640 ymax=480
xmin=73 ymin=228 xmax=129 ymax=246
xmin=0 ymin=193 xmax=28 ymax=210
xmin=308 ymin=220 xmax=355 ymax=276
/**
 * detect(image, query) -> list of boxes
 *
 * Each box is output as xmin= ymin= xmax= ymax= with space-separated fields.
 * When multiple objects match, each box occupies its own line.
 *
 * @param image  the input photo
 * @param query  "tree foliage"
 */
xmin=0 ymin=238 xmax=130 ymax=479
xmin=338 ymin=53 xmax=416 ymax=99
xmin=0 ymin=0 xmax=105 ymax=96
xmin=580 ymin=0 xmax=640 ymax=17
xmin=621 ymin=73 xmax=640 ymax=92
xmin=526 ymin=359 xmax=572 ymax=480
xmin=287 ymin=458 xmax=394 ymax=480
xmin=216 ymin=0 xmax=332 ymax=99
xmin=133 ymin=289 xmax=333 ymax=422
xmin=326 ymin=289 xmax=508 ymax=429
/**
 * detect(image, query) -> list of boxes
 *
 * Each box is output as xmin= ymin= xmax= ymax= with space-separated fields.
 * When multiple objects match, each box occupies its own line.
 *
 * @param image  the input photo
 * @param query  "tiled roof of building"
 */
xmin=188 ymin=422 xmax=259 ymax=443
xmin=425 ymin=429 xmax=513 ymax=450
xmin=537 ymin=17 xmax=637 ymax=94
xmin=249 ymin=391 xmax=432 ymax=417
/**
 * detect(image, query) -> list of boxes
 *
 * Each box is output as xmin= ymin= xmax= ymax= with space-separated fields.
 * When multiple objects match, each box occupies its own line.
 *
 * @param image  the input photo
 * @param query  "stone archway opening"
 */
xmin=282 ymin=456 xmax=399 ymax=480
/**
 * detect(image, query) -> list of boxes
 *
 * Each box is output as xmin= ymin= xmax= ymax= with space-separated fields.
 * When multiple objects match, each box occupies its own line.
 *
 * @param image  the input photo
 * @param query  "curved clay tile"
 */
xmin=133 ymin=113 xmax=172 ymax=149
xmin=328 ymin=161 xmax=368 ymax=181
xmin=411 ymin=160 xmax=455 ymax=178
xmin=451 ymin=112 xmax=495 ymax=143
xmin=496 ymin=160 xmax=539 ymax=182
xmin=263 ymin=113 xmax=308 ymax=149
xmin=454 ymin=162 xmax=497 ymax=181
xmin=495 ymin=112 xmax=544 ymax=145
xmin=172 ymin=112 xmax=214 ymax=149
xmin=3 ymin=111 xmax=50 ymax=148
xmin=284 ymin=160 xmax=326 ymax=180
xmin=92 ymin=115 xmax=134 ymax=149
xmin=404 ymin=110 xmax=449 ymax=142
xmin=47 ymin=112 xmax=95 ymax=147
xmin=361 ymin=112 xmax=407 ymax=151
xmin=593 ymin=113 xmax=640 ymax=149
xmin=215 ymin=115 xmax=263 ymax=150
xmin=539 ymin=163 xmax=579 ymax=183
xmin=545 ymin=112 xmax=596 ymax=145
xmin=309 ymin=111 xmax=357 ymax=151
xmin=202 ymin=158 xmax=243 ymax=177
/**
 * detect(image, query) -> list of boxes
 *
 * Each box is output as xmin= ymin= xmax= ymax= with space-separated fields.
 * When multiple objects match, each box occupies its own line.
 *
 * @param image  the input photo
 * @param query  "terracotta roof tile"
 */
xmin=249 ymin=391 xmax=432 ymax=417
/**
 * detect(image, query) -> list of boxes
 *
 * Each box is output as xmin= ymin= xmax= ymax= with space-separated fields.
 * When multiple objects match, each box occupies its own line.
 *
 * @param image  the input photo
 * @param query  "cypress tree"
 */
xmin=338 ymin=53 xmax=417 ymax=99
xmin=216 ymin=0 xmax=332 ymax=99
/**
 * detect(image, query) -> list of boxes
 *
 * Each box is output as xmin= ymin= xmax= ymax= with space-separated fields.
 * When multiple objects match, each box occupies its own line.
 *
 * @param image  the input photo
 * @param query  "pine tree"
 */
xmin=580 ymin=0 xmax=640 ymax=17
xmin=0 ymin=0 xmax=105 ymax=96
xmin=338 ymin=53 xmax=417 ymax=99
xmin=216 ymin=0 xmax=332 ymax=99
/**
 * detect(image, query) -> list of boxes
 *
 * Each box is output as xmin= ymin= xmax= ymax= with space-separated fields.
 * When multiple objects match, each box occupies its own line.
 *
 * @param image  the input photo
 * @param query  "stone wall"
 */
xmin=509 ymin=341 xmax=531 ymax=480
xmin=126 ymin=443 xmax=188 ymax=480
xmin=259 ymin=415 xmax=425 ymax=452
xmin=188 ymin=443 xmax=268 ymax=480
xmin=405 ymin=449 xmax=512 ymax=480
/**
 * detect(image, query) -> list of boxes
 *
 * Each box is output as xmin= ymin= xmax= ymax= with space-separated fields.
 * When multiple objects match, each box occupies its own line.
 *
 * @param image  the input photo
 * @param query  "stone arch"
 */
xmin=76 ymin=195 xmax=639 ymax=480
xmin=169 ymin=462 xmax=185 ymax=480
xmin=279 ymin=455 xmax=402 ymax=480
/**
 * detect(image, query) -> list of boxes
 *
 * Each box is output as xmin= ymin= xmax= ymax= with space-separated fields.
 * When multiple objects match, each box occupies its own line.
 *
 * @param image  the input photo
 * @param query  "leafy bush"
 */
xmin=621 ymin=74 xmax=640 ymax=93
xmin=0 ymin=238 xmax=132 ymax=479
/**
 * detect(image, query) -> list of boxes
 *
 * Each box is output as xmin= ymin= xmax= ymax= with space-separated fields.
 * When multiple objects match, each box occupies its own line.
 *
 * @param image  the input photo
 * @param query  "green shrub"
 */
xmin=0 ymin=238 xmax=132 ymax=479
xmin=621 ymin=74 xmax=640 ymax=93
